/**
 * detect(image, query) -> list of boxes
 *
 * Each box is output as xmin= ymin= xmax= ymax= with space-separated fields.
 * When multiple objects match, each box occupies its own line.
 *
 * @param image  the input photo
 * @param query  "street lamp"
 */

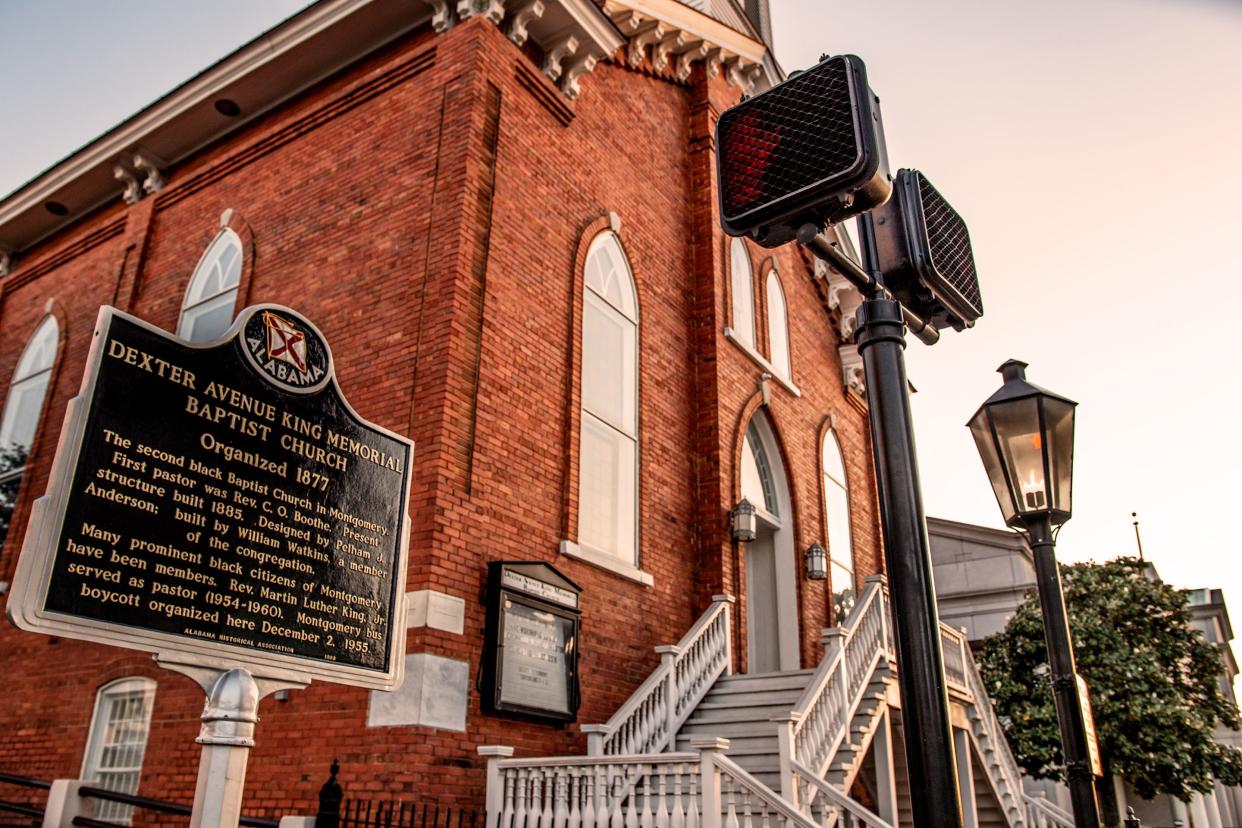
xmin=968 ymin=359 xmax=1101 ymax=828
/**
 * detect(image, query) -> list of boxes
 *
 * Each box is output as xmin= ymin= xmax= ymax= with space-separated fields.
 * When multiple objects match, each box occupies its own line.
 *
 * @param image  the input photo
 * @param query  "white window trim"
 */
xmin=729 ymin=237 xmax=756 ymax=349
xmin=765 ymin=269 xmax=791 ymax=380
xmin=722 ymin=326 xmax=801 ymax=397
xmin=577 ymin=230 xmax=641 ymax=569
xmin=560 ymin=539 xmax=654 ymax=586
xmin=80 ymin=677 xmax=156 ymax=825
xmin=178 ymin=227 xmax=243 ymax=341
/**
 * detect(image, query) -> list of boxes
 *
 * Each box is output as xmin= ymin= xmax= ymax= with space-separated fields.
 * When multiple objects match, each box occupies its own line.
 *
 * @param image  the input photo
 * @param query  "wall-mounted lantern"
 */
xmin=804 ymin=542 xmax=827 ymax=580
xmin=731 ymin=498 xmax=757 ymax=543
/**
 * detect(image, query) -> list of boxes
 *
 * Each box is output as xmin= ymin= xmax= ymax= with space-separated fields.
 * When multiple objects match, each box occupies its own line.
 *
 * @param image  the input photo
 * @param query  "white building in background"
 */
xmin=928 ymin=516 xmax=1242 ymax=828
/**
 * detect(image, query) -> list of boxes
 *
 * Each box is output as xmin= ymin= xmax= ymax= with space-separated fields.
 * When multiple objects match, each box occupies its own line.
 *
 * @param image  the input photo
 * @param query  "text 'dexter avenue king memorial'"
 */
xmin=7 ymin=304 xmax=413 ymax=690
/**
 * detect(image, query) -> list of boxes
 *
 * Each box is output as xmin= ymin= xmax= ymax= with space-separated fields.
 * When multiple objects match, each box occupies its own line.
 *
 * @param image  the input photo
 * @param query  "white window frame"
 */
xmin=822 ymin=428 xmax=857 ymax=624
xmin=0 ymin=315 xmax=59 ymax=486
xmin=177 ymin=228 xmax=243 ymax=343
xmin=729 ymin=237 xmax=755 ymax=349
xmin=765 ymin=269 xmax=791 ymax=380
xmin=564 ymin=230 xmax=650 ymax=584
xmin=81 ymin=677 xmax=156 ymax=825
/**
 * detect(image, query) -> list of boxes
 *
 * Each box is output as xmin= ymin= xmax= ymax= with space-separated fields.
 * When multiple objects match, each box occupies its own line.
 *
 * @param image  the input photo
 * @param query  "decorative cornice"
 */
xmin=132 ymin=151 xmax=167 ymax=196
xmin=838 ymin=343 xmax=865 ymax=398
xmin=113 ymin=162 xmax=143 ymax=205
xmin=485 ymin=0 xmax=623 ymax=96
xmin=602 ymin=0 xmax=768 ymax=90
xmin=815 ymin=255 xmax=864 ymax=341
xmin=457 ymin=0 xmax=505 ymax=24
xmin=0 ymin=0 xmax=621 ymax=257
xmin=505 ymin=0 xmax=544 ymax=45
xmin=542 ymin=34 xmax=579 ymax=82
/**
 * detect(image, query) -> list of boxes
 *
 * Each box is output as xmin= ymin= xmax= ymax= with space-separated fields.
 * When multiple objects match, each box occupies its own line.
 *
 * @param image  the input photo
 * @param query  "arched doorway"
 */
xmin=739 ymin=411 xmax=800 ymax=673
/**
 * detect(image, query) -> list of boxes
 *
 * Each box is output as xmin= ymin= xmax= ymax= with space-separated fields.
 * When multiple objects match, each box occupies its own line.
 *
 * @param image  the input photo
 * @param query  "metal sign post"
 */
xmin=156 ymin=657 xmax=310 ymax=828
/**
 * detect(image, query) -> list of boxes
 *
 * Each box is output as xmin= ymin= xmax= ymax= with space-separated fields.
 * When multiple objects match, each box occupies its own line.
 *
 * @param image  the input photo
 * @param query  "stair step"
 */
xmin=684 ymin=703 xmax=798 ymax=722
xmin=674 ymin=734 xmax=778 ymax=753
xmin=707 ymin=671 xmax=814 ymax=694
xmin=679 ymin=719 xmax=782 ymax=738
xmin=729 ymin=756 xmax=782 ymax=775
xmin=698 ymin=687 xmax=804 ymax=705
xmin=678 ymin=741 xmax=778 ymax=759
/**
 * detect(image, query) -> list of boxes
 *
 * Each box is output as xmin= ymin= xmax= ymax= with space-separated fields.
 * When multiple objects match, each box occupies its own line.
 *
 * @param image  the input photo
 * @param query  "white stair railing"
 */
xmin=479 ymin=739 xmax=819 ymax=828
xmin=1022 ymin=792 xmax=1074 ymax=828
xmin=788 ymin=759 xmax=895 ymax=828
xmin=961 ymin=639 xmax=1029 ymax=828
xmin=774 ymin=576 xmax=892 ymax=802
xmin=582 ymin=595 xmax=735 ymax=756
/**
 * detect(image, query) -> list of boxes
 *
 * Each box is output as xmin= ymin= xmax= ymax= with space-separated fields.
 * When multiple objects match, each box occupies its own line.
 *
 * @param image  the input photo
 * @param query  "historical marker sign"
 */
xmin=7 ymin=305 xmax=413 ymax=690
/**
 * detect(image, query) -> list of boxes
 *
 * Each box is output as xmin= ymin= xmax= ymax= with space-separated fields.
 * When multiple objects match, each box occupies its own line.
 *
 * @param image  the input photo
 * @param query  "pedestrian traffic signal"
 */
xmin=870 ymin=169 xmax=983 ymax=330
xmin=716 ymin=54 xmax=891 ymax=248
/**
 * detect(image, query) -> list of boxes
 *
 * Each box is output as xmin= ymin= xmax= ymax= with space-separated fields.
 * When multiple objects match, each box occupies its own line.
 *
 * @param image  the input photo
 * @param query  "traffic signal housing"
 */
xmin=716 ymin=55 xmax=891 ymax=248
xmin=870 ymin=169 xmax=983 ymax=331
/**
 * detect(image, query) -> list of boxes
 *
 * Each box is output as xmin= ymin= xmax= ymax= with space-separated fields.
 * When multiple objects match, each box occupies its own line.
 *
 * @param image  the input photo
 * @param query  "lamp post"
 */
xmin=968 ymin=359 xmax=1100 ymax=828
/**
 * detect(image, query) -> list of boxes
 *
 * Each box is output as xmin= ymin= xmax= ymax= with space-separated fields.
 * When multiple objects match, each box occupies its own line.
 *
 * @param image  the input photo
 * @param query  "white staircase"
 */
xmin=481 ymin=577 xmax=1050 ymax=828
xmin=674 ymin=669 xmax=815 ymax=792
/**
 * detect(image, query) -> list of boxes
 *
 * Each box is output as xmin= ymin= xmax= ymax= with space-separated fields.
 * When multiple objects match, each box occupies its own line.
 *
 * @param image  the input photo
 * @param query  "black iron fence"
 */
xmin=0 ymin=772 xmax=49 ymax=827
xmin=0 ymin=770 xmax=278 ymax=828
xmin=314 ymin=761 xmax=479 ymax=828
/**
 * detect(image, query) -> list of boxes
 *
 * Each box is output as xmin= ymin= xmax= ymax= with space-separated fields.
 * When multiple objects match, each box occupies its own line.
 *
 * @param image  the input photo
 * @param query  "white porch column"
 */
xmin=1171 ymin=794 xmax=1190 ymax=828
xmin=873 ymin=708 xmax=901 ymax=828
xmin=953 ymin=728 xmax=978 ymax=828
xmin=1191 ymin=792 xmax=1211 ymax=828
xmin=1204 ymin=786 xmax=1224 ymax=828
xmin=692 ymin=736 xmax=731 ymax=828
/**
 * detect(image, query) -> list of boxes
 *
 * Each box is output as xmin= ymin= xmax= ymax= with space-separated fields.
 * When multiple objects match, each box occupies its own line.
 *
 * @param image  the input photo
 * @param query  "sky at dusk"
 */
xmin=3 ymin=2 xmax=1242 ymax=636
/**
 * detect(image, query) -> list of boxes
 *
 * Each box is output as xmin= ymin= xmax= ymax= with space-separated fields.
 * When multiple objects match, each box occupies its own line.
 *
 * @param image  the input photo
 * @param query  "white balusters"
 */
xmin=587 ymin=596 xmax=734 ymax=755
xmin=516 ymin=769 xmax=530 ymax=828
xmin=685 ymin=768 xmax=700 ymax=828
xmin=724 ymin=777 xmax=739 ymax=828
xmin=787 ymin=580 xmax=893 ymax=785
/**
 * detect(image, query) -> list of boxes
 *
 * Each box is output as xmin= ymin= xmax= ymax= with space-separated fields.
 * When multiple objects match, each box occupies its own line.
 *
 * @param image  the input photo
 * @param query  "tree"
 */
xmin=979 ymin=556 xmax=1242 ymax=809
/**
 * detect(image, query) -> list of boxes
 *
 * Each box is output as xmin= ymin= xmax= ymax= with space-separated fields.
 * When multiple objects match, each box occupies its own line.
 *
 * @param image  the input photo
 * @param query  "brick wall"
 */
xmin=0 ymin=14 xmax=883 ymax=819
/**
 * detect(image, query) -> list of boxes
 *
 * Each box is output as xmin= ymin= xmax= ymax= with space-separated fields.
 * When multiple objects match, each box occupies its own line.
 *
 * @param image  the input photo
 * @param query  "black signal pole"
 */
xmin=800 ymin=217 xmax=963 ymax=828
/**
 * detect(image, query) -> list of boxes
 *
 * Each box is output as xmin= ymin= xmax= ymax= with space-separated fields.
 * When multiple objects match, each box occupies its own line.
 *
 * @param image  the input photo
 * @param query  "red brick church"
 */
xmin=0 ymin=3 xmax=1051 ymax=828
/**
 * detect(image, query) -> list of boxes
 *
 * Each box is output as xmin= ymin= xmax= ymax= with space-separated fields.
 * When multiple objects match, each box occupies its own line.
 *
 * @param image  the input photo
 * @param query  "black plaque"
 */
xmin=8 ymin=305 xmax=413 ymax=688
xmin=482 ymin=562 xmax=581 ymax=721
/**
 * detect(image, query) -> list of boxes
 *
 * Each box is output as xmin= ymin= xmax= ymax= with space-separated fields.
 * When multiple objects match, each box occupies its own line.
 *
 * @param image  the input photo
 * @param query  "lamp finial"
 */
xmin=998 ymin=359 xmax=1028 ymax=382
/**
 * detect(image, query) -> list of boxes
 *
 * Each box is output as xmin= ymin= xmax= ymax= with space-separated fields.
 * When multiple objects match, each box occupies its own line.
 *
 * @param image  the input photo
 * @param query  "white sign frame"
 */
xmin=6 ymin=305 xmax=412 ymax=691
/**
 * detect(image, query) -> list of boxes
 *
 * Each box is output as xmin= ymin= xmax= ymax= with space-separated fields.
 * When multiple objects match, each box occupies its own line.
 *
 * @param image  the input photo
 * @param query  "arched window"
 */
xmin=740 ymin=419 xmax=778 ymax=518
xmin=730 ymin=237 xmax=755 ymax=348
xmin=765 ymin=270 xmax=790 ymax=378
xmin=823 ymin=428 xmax=856 ymax=623
xmin=0 ymin=316 xmax=59 ymax=542
xmin=178 ymin=229 xmax=242 ymax=343
xmin=82 ymin=677 xmax=156 ymax=824
xmin=0 ymin=316 xmax=58 ymax=455
xmin=578 ymin=231 xmax=638 ymax=564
